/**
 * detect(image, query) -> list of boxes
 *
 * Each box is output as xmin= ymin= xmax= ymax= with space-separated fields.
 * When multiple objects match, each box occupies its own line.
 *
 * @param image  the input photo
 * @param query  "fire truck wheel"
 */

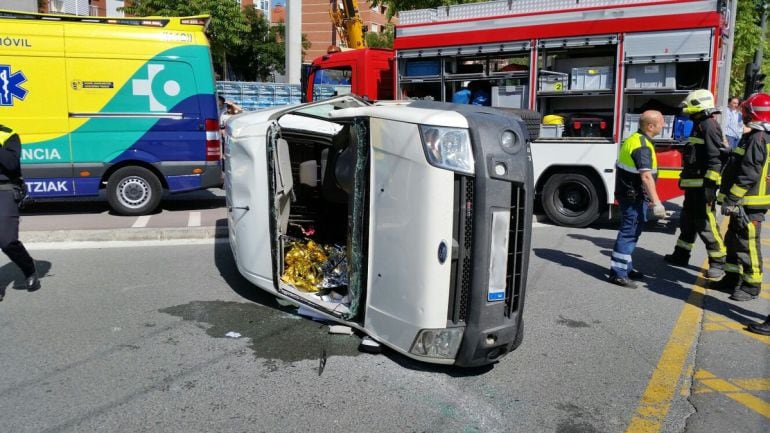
xmin=107 ymin=166 xmax=163 ymax=216
xmin=542 ymin=173 xmax=600 ymax=227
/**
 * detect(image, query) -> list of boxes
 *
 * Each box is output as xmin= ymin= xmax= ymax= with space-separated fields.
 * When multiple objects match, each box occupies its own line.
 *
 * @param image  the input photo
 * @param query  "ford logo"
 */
xmin=438 ymin=241 xmax=448 ymax=264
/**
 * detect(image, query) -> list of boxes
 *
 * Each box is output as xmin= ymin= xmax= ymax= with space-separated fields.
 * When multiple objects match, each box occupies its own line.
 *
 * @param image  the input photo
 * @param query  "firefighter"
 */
xmin=715 ymin=92 xmax=770 ymax=301
xmin=0 ymin=125 xmax=40 ymax=301
xmin=664 ymin=89 xmax=727 ymax=280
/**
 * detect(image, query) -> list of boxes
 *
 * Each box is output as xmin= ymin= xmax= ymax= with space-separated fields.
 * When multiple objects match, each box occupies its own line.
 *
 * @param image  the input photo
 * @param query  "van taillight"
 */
xmin=205 ymin=119 xmax=221 ymax=161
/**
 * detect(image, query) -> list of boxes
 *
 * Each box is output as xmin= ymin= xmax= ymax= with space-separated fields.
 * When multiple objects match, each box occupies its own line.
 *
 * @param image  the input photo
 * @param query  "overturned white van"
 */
xmin=225 ymin=95 xmax=534 ymax=367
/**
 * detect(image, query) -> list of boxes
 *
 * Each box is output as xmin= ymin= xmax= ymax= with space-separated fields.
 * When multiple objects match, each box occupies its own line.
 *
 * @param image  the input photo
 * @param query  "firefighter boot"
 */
xmin=663 ymin=250 xmax=690 ymax=267
xmin=705 ymin=264 xmax=725 ymax=281
xmin=730 ymin=283 xmax=760 ymax=302
xmin=711 ymin=272 xmax=740 ymax=293
xmin=748 ymin=315 xmax=770 ymax=336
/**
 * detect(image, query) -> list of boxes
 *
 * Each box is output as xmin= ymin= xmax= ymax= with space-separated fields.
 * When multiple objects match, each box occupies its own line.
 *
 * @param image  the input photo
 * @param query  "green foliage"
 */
xmin=227 ymin=7 xmax=284 ymax=81
xmin=730 ymin=0 xmax=769 ymax=97
xmin=365 ymin=23 xmax=394 ymax=48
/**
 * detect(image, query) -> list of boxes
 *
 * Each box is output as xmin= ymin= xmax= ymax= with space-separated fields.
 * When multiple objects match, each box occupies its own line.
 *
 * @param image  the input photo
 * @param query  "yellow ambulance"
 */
xmin=0 ymin=10 xmax=221 ymax=215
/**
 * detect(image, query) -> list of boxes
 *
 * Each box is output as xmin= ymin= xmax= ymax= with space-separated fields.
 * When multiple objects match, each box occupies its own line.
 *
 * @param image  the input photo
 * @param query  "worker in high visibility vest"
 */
xmin=664 ymin=89 xmax=727 ymax=280
xmin=716 ymin=92 xmax=770 ymax=302
xmin=609 ymin=110 xmax=667 ymax=288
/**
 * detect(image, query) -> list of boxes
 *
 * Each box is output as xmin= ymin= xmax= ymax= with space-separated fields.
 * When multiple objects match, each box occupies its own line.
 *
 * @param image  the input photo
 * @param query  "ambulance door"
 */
xmin=65 ymin=55 xmax=201 ymax=195
xmin=0 ymin=21 xmax=71 ymax=196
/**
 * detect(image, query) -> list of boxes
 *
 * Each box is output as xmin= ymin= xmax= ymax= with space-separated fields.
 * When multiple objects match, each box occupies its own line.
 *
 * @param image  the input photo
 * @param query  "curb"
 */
xmin=20 ymin=226 xmax=228 ymax=244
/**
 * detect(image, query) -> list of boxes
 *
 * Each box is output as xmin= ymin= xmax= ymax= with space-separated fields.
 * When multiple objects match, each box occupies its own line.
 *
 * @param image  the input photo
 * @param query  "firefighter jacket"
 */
xmin=678 ymin=115 xmax=725 ymax=189
xmin=718 ymin=129 xmax=770 ymax=210
xmin=0 ymin=125 xmax=23 ymax=183
xmin=615 ymin=131 xmax=657 ymax=201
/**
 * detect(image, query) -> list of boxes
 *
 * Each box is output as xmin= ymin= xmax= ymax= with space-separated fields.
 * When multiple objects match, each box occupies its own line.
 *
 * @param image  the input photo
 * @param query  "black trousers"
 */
xmin=723 ymin=208 xmax=766 ymax=293
xmin=672 ymin=188 xmax=726 ymax=266
xmin=0 ymin=190 xmax=35 ymax=277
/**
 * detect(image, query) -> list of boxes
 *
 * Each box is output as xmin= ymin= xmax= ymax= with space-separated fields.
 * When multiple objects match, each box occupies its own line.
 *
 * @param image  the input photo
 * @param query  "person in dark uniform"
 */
xmin=716 ymin=92 xmax=770 ymax=301
xmin=664 ymin=89 xmax=727 ymax=281
xmin=0 ymin=125 xmax=39 ymax=301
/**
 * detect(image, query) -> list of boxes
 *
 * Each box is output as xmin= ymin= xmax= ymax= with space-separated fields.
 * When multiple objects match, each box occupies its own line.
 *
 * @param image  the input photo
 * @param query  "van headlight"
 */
xmin=419 ymin=125 xmax=475 ymax=175
xmin=410 ymin=327 xmax=464 ymax=359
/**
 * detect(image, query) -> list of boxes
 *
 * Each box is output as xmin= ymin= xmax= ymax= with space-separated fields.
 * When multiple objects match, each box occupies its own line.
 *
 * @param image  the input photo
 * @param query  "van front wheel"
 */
xmin=107 ymin=167 xmax=162 ymax=216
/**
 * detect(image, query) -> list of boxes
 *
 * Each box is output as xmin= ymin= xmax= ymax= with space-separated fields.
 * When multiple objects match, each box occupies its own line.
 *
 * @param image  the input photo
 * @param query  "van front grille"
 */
xmin=448 ymin=176 xmax=473 ymax=324
xmin=505 ymin=184 xmax=526 ymax=317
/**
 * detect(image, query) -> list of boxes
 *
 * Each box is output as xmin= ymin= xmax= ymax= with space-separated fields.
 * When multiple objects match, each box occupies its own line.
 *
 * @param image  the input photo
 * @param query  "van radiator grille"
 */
xmin=505 ymin=184 xmax=526 ymax=317
xmin=449 ymin=176 xmax=474 ymax=324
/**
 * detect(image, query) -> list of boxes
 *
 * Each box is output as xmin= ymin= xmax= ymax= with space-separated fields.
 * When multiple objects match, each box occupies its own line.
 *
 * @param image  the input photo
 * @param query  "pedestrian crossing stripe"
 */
xmin=694 ymin=370 xmax=770 ymax=418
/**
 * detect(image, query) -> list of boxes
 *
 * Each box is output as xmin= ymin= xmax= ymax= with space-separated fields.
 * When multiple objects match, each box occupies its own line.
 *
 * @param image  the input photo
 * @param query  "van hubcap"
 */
xmin=118 ymin=176 xmax=150 ymax=209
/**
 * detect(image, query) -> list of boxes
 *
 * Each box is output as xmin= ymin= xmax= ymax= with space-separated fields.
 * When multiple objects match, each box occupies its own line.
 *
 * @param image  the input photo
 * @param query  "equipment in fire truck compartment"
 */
xmin=566 ymin=115 xmax=612 ymax=138
xmin=570 ymin=66 xmax=613 ymax=91
xmin=538 ymin=70 xmax=568 ymax=92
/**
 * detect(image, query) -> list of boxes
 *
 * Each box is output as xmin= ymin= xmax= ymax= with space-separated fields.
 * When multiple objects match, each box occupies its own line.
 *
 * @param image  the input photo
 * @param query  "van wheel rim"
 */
xmin=117 ymin=176 xmax=150 ymax=209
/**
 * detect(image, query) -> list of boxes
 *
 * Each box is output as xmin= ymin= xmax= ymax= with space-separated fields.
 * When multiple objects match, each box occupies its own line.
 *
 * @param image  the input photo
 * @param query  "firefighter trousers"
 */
xmin=723 ymin=208 xmax=766 ymax=294
xmin=671 ymin=189 xmax=726 ymax=266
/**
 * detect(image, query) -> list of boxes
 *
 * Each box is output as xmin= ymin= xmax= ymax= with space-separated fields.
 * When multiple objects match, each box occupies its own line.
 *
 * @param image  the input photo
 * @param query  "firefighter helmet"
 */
xmin=741 ymin=93 xmax=770 ymax=123
xmin=681 ymin=89 xmax=716 ymax=114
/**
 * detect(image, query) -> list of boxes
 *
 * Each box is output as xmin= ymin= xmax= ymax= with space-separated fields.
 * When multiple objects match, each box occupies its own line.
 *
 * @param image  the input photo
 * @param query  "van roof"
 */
xmin=0 ymin=9 xmax=210 ymax=31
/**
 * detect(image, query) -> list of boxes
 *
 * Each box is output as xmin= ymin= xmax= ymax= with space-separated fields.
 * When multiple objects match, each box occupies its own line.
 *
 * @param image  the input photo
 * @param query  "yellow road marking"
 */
xmin=731 ymin=378 xmax=770 ymax=392
xmin=625 ymin=267 xmax=707 ymax=433
xmin=695 ymin=369 xmax=770 ymax=419
xmin=702 ymin=320 xmax=770 ymax=345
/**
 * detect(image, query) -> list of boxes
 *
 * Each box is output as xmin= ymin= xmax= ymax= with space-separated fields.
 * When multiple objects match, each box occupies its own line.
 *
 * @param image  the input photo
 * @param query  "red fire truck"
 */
xmin=305 ymin=0 xmax=736 ymax=227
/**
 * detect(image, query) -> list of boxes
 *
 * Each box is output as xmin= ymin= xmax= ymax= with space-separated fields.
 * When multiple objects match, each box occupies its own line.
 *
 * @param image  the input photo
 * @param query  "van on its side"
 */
xmin=0 ymin=10 xmax=221 ymax=215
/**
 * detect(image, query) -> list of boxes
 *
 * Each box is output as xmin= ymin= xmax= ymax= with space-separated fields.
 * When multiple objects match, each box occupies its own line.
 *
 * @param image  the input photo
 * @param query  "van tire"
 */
xmin=542 ymin=173 xmax=600 ymax=227
xmin=107 ymin=167 xmax=162 ymax=216
xmin=496 ymin=108 xmax=542 ymax=142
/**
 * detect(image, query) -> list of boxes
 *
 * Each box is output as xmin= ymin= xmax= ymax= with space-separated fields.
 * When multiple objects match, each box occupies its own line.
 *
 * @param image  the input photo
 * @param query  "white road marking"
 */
xmin=132 ymin=215 xmax=151 ymax=228
xmin=188 ymin=211 xmax=201 ymax=227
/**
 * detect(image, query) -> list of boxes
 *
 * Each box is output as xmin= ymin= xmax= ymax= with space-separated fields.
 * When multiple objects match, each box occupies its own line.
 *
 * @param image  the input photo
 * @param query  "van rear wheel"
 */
xmin=107 ymin=167 xmax=162 ymax=216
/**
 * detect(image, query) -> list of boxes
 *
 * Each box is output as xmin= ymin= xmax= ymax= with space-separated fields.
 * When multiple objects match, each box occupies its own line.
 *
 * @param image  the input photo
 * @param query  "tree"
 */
xmin=365 ymin=23 xmax=394 ymax=48
xmin=730 ymin=0 xmax=769 ymax=97
xmin=228 ymin=6 xmax=285 ymax=81
xmin=120 ymin=0 xmax=248 ymax=75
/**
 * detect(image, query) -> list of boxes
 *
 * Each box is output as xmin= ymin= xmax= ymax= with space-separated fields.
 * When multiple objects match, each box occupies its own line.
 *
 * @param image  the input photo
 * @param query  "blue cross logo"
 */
xmin=0 ymin=65 xmax=28 ymax=106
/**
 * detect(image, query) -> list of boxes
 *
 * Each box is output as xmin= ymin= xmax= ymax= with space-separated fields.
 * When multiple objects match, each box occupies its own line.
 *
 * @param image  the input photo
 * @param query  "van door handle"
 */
xmin=228 ymin=205 xmax=250 ymax=212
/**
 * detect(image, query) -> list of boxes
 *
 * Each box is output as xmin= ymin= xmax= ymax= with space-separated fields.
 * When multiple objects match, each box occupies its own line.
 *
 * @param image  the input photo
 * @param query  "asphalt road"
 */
xmin=1 ymin=214 xmax=767 ymax=433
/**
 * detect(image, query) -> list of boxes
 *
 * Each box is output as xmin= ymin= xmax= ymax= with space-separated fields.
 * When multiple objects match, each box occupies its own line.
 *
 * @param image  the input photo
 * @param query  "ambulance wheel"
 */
xmin=107 ymin=167 xmax=162 ymax=216
xmin=542 ymin=173 xmax=600 ymax=227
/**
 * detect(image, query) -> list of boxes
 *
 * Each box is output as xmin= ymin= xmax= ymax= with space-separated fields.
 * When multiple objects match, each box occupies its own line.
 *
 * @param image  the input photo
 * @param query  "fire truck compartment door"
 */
xmin=624 ymin=29 xmax=713 ymax=64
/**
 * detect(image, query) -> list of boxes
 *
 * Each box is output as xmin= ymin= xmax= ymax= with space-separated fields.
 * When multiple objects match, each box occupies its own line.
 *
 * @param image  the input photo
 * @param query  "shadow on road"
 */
xmin=536 ymin=229 xmax=767 ymax=324
xmin=0 ymin=259 xmax=53 ymax=300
